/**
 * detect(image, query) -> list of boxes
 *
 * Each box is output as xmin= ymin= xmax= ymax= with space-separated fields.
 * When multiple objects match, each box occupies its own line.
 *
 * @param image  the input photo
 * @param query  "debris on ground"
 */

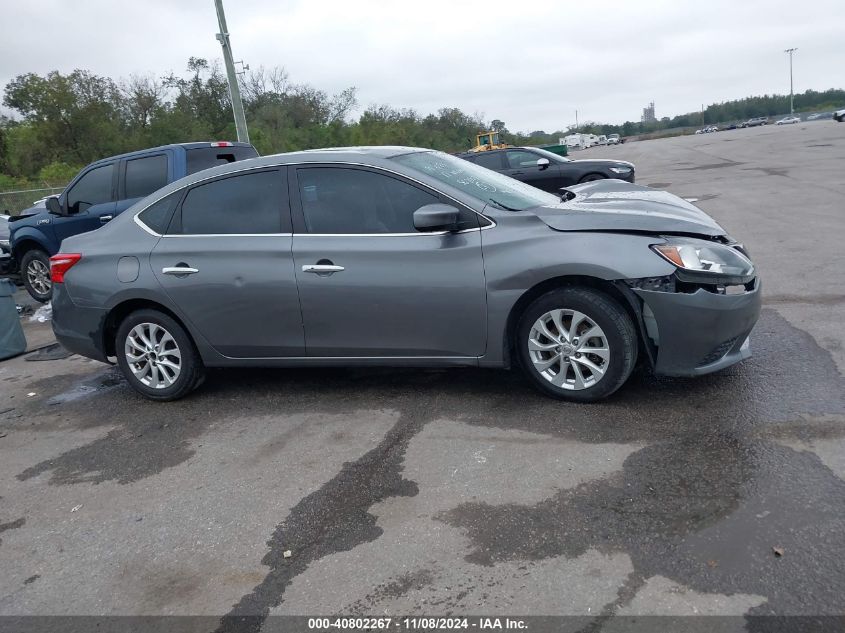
xmin=773 ymin=546 xmax=785 ymax=557
xmin=25 ymin=343 xmax=72 ymax=362
xmin=71 ymin=504 xmax=83 ymax=512
xmin=29 ymin=302 xmax=52 ymax=323
xmin=26 ymin=392 xmax=36 ymax=397
xmin=283 ymin=550 xmax=292 ymax=558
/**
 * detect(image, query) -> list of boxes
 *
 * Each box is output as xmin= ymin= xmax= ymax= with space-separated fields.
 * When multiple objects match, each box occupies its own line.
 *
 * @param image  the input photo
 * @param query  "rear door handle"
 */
xmin=302 ymin=264 xmax=344 ymax=274
xmin=162 ymin=266 xmax=199 ymax=276
xmin=100 ymin=215 xmax=113 ymax=223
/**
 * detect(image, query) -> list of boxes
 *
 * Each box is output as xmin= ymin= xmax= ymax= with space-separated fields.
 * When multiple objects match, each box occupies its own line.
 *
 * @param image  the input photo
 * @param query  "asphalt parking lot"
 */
xmin=1 ymin=121 xmax=844 ymax=628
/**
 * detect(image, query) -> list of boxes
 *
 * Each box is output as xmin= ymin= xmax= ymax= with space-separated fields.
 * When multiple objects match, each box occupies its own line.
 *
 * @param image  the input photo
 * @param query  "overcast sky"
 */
xmin=2 ymin=0 xmax=844 ymax=132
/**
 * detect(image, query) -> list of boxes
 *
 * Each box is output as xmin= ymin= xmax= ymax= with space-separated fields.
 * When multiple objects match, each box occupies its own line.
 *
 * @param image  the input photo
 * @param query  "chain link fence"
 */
xmin=0 ymin=187 xmax=66 ymax=216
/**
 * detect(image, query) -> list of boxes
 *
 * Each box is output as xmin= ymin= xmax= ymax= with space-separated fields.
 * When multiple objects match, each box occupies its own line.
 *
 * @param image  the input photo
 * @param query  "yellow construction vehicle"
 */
xmin=468 ymin=131 xmax=510 ymax=152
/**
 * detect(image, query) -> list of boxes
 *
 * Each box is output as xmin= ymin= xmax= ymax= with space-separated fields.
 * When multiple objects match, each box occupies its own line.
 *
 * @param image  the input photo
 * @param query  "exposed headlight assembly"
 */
xmin=651 ymin=238 xmax=755 ymax=285
xmin=609 ymin=167 xmax=632 ymax=174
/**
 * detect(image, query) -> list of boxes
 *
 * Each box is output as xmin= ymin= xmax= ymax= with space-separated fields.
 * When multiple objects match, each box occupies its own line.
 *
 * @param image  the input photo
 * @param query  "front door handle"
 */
xmin=100 ymin=214 xmax=113 ymax=223
xmin=162 ymin=266 xmax=199 ymax=276
xmin=302 ymin=264 xmax=344 ymax=274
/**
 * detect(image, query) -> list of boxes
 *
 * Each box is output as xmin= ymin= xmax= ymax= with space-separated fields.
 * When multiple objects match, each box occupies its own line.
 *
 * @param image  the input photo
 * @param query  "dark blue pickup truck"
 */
xmin=9 ymin=141 xmax=258 ymax=301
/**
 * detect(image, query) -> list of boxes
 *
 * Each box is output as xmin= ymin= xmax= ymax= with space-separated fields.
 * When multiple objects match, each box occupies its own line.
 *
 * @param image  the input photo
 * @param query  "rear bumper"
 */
xmin=51 ymin=283 xmax=109 ymax=362
xmin=633 ymin=279 xmax=762 ymax=377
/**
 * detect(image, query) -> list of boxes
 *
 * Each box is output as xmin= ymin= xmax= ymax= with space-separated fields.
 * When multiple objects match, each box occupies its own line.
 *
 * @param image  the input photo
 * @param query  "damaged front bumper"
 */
xmin=627 ymin=276 xmax=762 ymax=377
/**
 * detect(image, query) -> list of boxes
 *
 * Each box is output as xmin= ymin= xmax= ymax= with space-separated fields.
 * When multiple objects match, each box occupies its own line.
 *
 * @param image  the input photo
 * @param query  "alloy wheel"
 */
xmin=27 ymin=259 xmax=51 ymax=295
xmin=527 ymin=309 xmax=610 ymax=390
xmin=125 ymin=322 xmax=182 ymax=389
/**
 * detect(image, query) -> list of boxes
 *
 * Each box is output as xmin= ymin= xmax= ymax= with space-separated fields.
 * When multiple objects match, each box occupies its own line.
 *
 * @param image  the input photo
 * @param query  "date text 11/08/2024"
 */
xmin=307 ymin=617 xmax=528 ymax=630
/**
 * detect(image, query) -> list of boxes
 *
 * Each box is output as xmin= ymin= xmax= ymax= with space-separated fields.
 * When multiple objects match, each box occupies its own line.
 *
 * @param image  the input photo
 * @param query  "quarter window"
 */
xmin=125 ymin=155 xmax=168 ymax=199
xmin=174 ymin=170 xmax=286 ymax=235
xmin=66 ymin=164 xmax=114 ymax=213
xmin=297 ymin=167 xmax=476 ymax=234
xmin=138 ymin=191 xmax=181 ymax=234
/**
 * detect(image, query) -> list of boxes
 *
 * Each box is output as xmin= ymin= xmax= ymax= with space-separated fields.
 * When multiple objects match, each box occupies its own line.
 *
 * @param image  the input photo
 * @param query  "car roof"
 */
xmin=138 ymin=146 xmax=440 ymax=198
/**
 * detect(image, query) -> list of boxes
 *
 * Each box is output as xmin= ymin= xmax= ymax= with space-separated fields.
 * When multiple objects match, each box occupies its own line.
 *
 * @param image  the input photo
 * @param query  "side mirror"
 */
xmin=537 ymin=158 xmax=550 ymax=170
xmin=46 ymin=196 xmax=64 ymax=216
xmin=413 ymin=203 xmax=460 ymax=232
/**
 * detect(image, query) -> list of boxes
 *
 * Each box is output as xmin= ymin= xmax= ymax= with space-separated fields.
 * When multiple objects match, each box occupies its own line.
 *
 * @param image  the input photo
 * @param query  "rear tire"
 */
xmin=115 ymin=309 xmax=205 ymax=401
xmin=21 ymin=249 xmax=52 ymax=303
xmin=516 ymin=287 xmax=638 ymax=402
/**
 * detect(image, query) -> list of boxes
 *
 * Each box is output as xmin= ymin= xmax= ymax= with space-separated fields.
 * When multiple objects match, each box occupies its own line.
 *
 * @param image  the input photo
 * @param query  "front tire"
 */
xmin=21 ymin=249 xmax=52 ymax=303
xmin=115 ymin=309 xmax=205 ymax=401
xmin=578 ymin=173 xmax=606 ymax=183
xmin=516 ymin=287 xmax=638 ymax=402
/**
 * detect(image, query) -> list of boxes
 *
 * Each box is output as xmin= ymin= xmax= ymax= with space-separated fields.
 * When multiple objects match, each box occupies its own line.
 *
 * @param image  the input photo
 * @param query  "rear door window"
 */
xmin=125 ymin=154 xmax=168 ymax=199
xmin=186 ymin=146 xmax=260 ymax=175
xmin=66 ymin=163 xmax=115 ymax=213
xmin=473 ymin=152 xmax=505 ymax=170
xmin=171 ymin=169 xmax=288 ymax=235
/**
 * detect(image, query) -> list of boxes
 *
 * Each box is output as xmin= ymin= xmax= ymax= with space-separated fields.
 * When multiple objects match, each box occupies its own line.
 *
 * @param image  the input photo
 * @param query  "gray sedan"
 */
xmin=50 ymin=147 xmax=761 ymax=402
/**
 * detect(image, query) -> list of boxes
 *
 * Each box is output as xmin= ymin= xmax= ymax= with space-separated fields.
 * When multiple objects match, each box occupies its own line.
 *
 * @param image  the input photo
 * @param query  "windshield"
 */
xmin=528 ymin=147 xmax=572 ymax=163
xmin=393 ymin=151 xmax=559 ymax=212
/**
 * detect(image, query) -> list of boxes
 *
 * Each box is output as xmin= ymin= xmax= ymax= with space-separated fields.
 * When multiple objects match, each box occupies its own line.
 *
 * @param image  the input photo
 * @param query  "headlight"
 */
xmin=651 ymin=238 xmax=755 ymax=283
xmin=609 ymin=167 xmax=631 ymax=174
xmin=0 ymin=239 xmax=10 ymax=250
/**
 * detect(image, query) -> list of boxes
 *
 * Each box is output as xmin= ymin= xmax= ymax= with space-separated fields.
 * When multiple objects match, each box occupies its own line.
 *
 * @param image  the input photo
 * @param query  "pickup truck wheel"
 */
xmin=21 ymin=249 xmax=52 ymax=303
xmin=116 ymin=309 xmax=205 ymax=402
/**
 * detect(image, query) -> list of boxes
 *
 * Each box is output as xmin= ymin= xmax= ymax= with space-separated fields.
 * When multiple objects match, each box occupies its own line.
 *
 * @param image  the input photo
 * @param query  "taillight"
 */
xmin=50 ymin=253 xmax=82 ymax=283
xmin=210 ymin=141 xmax=233 ymax=147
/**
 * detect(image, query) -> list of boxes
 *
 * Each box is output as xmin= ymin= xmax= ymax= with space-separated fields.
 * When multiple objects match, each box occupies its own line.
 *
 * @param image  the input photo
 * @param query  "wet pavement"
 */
xmin=1 ymin=122 xmax=844 ymax=628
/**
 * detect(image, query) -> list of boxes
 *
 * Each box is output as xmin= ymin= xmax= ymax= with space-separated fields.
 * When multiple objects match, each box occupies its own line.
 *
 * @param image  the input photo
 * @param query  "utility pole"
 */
xmin=784 ymin=48 xmax=797 ymax=115
xmin=575 ymin=109 xmax=579 ymax=132
xmin=214 ymin=0 xmax=250 ymax=143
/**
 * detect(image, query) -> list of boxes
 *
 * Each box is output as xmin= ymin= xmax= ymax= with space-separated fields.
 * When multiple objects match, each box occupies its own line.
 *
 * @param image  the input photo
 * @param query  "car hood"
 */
xmin=532 ymin=179 xmax=726 ymax=236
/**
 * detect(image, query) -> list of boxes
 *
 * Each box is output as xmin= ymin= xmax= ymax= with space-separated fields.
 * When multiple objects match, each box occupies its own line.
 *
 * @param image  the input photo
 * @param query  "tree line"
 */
xmin=1 ymin=57 xmax=843 ymax=189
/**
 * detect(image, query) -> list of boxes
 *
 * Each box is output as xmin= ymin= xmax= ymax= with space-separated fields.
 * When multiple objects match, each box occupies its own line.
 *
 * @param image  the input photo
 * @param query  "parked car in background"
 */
xmin=834 ymin=109 xmax=845 ymax=122
xmin=740 ymin=117 xmax=769 ymax=128
xmin=776 ymin=116 xmax=801 ymax=125
xmin=9 ymin=141 xmax=258 ymax=302
xmin=607 ymin=134 xmax=624 ymax=145
xmin=806 ymin=112 xmax=831 ymax=121
xmin=0 ymin=215 xmax=13 ymax=276
xmin=458 ymin=146 xmax=635 ymax=193
xmin=50 ymin=147 xmax=760 ymax=403
xmin=723 ymin=123 xmax=738 ymax=130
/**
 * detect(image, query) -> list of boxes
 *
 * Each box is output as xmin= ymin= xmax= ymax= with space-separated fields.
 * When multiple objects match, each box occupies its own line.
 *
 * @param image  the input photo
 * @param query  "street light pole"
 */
xmin=214 ymin=0 xmax=250 ymax=143
xmin=784 ymin=48 xmax=797 ymax=115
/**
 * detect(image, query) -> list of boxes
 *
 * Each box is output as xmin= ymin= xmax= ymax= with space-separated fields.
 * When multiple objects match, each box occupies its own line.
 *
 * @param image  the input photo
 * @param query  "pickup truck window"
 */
xmin=126 ymin=155 xmax=168 ymax=199
xmin=186 ymin=146 xmax=260 ymax=175
xmin=67 ymin=163 xmax=114 ymax=213
xmin=175 ymin=170 xmax=285 ymax=235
